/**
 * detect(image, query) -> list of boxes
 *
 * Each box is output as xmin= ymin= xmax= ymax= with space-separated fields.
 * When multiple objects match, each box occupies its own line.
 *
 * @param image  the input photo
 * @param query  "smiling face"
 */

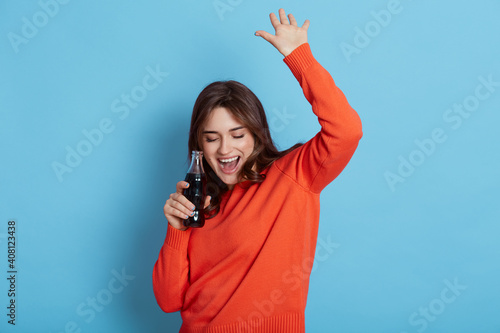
xmin=201 ymin=107 xmax=255 ymax=189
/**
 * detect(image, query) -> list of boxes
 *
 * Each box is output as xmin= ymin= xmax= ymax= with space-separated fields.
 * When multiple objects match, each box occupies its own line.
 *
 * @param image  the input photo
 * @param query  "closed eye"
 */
xmin=204 ymin=133 xmax=244 ymax=142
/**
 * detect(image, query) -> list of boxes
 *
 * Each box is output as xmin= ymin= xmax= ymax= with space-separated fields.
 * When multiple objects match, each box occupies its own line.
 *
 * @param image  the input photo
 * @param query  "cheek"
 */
xmin=202 ymin=141 xmax=214 ymax=154
xmin=201 ymin=143 xmax=217 ymax=167
xmin=242 ymin=137 xmax=255 ymax=155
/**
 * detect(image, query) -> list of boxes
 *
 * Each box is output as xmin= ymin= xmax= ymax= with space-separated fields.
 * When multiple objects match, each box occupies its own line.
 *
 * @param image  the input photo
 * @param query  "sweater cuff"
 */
xmin=283 ymin=43 xmax=316 ymax=83
xmin=165 ymin=224 xmax=191 ymax=251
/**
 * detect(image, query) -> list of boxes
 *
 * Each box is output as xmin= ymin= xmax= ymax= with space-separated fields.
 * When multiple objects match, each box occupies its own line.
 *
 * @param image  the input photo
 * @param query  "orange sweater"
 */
xmin=153 ymin=43 xmax=363 ymax=333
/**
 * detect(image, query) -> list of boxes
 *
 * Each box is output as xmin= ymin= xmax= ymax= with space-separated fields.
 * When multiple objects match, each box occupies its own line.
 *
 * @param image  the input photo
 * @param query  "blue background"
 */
xmin=1 ymin=0 xmax=499 ymax=332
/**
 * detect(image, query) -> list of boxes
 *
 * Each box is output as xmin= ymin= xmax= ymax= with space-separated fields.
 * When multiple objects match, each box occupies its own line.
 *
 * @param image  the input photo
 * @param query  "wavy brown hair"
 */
xmin=188 ymin=80 xmax=301 ymax=218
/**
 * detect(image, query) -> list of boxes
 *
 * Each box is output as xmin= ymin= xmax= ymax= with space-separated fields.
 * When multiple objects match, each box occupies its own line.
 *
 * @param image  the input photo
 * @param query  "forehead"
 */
xmin=203 ymin=107 xmax=245 ymax=132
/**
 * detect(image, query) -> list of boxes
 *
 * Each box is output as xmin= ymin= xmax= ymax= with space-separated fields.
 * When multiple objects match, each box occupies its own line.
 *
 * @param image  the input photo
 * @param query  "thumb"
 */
xmin=255 ymin=30 xmax=276 ymax=45
xmin=204 ymin=195 xmax=212 ymax=209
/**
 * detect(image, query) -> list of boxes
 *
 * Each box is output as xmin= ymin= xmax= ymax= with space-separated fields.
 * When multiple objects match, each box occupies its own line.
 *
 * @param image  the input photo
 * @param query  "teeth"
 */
xmin=219 ymin=156 xmax=238 ymax=163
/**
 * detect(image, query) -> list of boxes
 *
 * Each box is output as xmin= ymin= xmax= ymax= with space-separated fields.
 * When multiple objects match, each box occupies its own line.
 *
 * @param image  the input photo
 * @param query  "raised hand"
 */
xmin=164 ymin=180 xmax=211 ymax=231
xmin=255 ymin=8 xmax=310 ymax=57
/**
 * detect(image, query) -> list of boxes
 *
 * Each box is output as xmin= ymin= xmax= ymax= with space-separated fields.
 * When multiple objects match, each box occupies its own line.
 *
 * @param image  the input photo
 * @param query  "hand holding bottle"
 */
xmin=164 ymin=181 xmax=211 ymax=231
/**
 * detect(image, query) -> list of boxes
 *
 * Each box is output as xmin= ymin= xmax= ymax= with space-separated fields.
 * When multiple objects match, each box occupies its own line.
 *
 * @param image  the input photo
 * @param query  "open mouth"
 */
xmin=217 ymin=156 xmax=240 ymax=175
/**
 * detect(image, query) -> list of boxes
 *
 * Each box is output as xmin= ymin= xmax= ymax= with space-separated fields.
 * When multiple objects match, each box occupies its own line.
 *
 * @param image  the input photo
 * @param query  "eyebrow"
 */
xmin=202 ymin=126 xmax=245 ymax=134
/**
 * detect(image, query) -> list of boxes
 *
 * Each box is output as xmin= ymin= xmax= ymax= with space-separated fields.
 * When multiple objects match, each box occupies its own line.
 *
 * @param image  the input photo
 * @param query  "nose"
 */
xmin=217 ymin=137 xmax=231 ymax=155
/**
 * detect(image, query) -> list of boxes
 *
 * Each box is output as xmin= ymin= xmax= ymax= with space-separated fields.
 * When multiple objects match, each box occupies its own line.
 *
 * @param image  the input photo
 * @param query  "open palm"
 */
xmin=255 ymin=8 xmax=310 ymax=57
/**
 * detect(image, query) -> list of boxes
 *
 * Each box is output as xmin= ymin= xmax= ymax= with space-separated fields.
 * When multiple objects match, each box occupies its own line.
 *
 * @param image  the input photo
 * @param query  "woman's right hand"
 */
xmin=164 ymin=181 xmax=211 ymax=231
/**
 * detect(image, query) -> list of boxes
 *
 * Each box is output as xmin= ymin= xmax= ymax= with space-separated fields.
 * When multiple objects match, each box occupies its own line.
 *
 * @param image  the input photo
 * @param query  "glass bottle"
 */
xmin=183 ymin=151 xmax=206 ymax=228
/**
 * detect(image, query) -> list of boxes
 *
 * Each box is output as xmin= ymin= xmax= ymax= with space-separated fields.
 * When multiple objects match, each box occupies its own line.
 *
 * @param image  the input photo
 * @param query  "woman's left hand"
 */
xmin=255 ymin=8 xmax=310 ymax=57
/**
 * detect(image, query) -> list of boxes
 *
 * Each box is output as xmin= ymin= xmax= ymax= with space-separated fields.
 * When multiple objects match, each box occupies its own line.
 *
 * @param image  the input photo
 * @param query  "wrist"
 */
xmin=283 ymin=42 xmax=308 ymax=58
xmin=168 ymin=221 xmax=188 ymax=231
xmin=166 ymin=223 xmax=191 ymax=250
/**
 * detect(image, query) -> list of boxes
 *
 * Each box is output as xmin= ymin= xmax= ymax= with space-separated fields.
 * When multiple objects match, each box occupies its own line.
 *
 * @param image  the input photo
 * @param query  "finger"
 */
xmin=174 ymin=180 xmax=195 ymax=210
xmin=172 ymin=199 xmax=196 ymax=218
xmin=176 ymin=180 xmax=189 ymax=193
xmin=166 ymin=205 xmax=193 ymax=221
xmin=164 ymin=205 xmax=184 ymax=226
xmin=203 ymin=195 xmax=212 ymax=209
xmin=279 ymin=8 xmax=289 ymax=25
xmin=169 ymin=192 xmax=196 ymax=212
xmin=255 ymin=30 xmax=277 ymax=45
xmin=302 ymin=19 xmax=310 ymax=30
xmin=288 ymin=13 xmax=298 ymax=26
xmin=269 ymin=12 xmax=280 ymax=29
xmin=166 ymin=197 xmax=195 ymax=219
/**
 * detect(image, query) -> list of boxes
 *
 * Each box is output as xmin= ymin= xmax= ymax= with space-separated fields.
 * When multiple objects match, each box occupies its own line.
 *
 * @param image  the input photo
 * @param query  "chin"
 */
xmin=218 ymin=173 xmax=239 ymax=187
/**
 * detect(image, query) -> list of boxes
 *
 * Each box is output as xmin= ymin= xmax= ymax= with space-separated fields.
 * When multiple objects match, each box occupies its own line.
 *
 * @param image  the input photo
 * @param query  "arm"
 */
xmin=152 ymin=225 xmax=192 ymax=312
xmin=280 ymin=44 xmax=362 ymax=192
xmin=153 ymin=181 xmax=210 ymax=311
xmin=256 ymin=9 xmax=363 ymax=193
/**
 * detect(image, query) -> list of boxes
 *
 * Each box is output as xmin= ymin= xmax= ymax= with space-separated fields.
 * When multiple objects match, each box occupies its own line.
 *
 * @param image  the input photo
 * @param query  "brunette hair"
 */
xmin=188 ymin=80 xmax=301 ymax=217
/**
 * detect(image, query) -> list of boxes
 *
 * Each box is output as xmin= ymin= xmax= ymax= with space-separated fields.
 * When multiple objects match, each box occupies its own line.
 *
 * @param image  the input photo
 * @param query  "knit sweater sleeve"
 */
xmin=275 ymin=43 xmax=363 ymax=193
xmin=152 ymin=225 xmax=192 ymax=312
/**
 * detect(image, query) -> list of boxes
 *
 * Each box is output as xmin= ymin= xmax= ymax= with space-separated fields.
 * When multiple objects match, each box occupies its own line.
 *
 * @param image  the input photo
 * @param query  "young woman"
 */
xmin=153 ymin=8 xmax=363 ymax=333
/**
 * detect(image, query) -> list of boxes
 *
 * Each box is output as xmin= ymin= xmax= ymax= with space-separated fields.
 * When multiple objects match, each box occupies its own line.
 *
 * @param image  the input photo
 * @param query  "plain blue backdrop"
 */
xmin=1 ymin=0 xmax=499 ymax=332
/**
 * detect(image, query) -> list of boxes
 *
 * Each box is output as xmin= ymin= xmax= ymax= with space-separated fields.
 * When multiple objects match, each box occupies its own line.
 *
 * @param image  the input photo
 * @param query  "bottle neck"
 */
xmin=188 ymin=151 xmax=205 ymax=174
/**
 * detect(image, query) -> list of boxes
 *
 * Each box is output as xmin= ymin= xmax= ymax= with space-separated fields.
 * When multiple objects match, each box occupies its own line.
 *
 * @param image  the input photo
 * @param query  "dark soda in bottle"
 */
xmin=183 ymin=151 xmax=206 ymax=228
